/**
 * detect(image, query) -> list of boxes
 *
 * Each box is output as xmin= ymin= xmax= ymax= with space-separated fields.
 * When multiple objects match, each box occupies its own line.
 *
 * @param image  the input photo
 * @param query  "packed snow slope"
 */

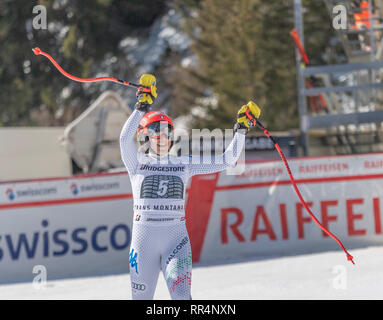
xmin=0 ymin=246 xmax=381 ymax=300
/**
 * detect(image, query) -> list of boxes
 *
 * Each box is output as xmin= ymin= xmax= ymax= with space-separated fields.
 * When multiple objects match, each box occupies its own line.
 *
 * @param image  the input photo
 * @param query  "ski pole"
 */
xmin=290 ymin=29 xmax=327 ymax=113
xmin=245 ymin=110 xmax=355 ymax=265
xmin=32 ymin=47 xmax=151 ymax=94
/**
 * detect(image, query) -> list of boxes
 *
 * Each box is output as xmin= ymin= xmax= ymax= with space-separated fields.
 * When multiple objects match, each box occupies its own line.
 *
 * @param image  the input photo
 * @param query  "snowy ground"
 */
xmin=0 ymin=246 xmax=382 ymax=300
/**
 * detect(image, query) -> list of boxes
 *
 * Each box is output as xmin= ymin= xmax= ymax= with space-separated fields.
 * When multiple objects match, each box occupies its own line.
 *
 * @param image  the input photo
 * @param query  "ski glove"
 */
xmin=234 ymin=101 xmax=261 ymax=134
xmin=135 ymin=74 xmax=158 ymax=112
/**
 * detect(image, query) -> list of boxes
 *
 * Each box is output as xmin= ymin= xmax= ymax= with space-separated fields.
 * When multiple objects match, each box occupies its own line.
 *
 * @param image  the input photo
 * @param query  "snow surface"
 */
xmin=0 ymin=246 xmax=382 ymax=300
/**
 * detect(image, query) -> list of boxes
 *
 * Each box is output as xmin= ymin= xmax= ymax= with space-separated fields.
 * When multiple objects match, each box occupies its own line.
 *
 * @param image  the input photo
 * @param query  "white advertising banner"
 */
xmin=1 ymin=153 xmax=383 ymax=283
xmin=199 ymin=153 xmax=383 ymax=262
xmin=0 ymin=173 xmax=134 ymax=283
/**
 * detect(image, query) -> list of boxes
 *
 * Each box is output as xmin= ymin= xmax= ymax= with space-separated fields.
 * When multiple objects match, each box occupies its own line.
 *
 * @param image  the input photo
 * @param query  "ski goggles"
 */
xmin=146 ymin=121 xmax=173 ymax=138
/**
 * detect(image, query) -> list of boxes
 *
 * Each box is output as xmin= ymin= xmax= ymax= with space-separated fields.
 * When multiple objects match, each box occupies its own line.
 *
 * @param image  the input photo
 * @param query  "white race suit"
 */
xmin=120 ymin=109 xmax=246 ymax=300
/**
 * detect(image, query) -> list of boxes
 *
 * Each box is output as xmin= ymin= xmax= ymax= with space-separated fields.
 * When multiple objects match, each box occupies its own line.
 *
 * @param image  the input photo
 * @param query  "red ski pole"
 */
xmin=32 ymin=47 xmax=151 ymax=94
xmin=245 ymin=110 xmax=355 ymax=265
xmin=290 ymin=29 xmax=328 ymax=113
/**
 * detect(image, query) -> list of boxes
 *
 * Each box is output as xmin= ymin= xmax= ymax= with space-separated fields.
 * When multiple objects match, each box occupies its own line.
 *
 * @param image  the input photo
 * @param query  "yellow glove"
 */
xmin=236 ymin=101 xmax=261 ymax=132
xmin=137 ymin=74 xmax=157 ymax=105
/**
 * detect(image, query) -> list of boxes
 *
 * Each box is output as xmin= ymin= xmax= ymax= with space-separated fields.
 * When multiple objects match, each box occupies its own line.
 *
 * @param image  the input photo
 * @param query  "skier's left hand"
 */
xmin=136 ymin=74 xmax=157 ymax=105
xmin=234 ymin=101 xmax=261 ymax=133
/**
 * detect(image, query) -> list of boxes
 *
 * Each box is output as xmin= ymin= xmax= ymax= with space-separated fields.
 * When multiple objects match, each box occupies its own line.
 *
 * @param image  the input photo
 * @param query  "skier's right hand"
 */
xmin=135 ymin=74 xmax=157 ymax=112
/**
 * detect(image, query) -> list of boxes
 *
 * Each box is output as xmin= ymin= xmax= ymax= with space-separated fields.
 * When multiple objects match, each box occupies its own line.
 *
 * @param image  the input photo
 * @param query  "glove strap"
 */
xmin=234 ymin=123 xmax=248 ymax=135
xmin=135 ymin=102 xmax=150 ymax=113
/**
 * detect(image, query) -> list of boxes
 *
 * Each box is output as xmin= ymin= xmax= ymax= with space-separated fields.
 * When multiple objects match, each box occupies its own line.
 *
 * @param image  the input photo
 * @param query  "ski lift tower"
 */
xmin=294 ymin=0 xmax=383 ymax=156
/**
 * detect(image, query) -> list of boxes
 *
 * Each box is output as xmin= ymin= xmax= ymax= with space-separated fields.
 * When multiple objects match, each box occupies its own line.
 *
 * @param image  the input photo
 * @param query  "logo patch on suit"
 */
xmin=140 ymin=175 xmax=184 ymax=199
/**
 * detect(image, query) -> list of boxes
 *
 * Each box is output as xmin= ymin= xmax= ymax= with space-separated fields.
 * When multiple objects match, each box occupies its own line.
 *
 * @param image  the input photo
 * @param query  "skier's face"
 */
xmin=149 ymin=134 xmax=171 ymax=156
xmin=146 ymin=121 xmax=173 ymax=156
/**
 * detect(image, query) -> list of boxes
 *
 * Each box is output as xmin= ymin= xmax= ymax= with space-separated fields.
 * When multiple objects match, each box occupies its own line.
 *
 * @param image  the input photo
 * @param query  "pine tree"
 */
xmin=0 ymin=0 xmax=167 ymax=126
xmin=170 ymin=0 xmax=340 ymax=131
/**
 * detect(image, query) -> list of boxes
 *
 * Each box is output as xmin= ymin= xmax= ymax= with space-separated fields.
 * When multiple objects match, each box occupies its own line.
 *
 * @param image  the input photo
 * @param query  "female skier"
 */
xmin=120 ymin=74 xmax=260 ymax=300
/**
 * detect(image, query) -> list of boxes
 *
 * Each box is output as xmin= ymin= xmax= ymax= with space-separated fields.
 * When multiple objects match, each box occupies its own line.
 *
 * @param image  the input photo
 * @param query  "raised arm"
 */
xmin=187 ymin=101 xmax=261 ymax=177
xmin=120 ymin=109 xmax=145 ymax=174
xmin=187 ymin=132 xmax=246 ymax=176
xmin=120 ymin=74 xmax=158 ymax=174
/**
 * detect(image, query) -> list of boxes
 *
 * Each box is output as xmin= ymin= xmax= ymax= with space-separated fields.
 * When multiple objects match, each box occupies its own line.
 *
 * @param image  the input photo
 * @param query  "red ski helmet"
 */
xmin=137 ymin=111 xmax=174 ymax=148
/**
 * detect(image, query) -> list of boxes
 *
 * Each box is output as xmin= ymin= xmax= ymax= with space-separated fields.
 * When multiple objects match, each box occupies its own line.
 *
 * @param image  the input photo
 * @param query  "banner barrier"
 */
xmin=195 ymin=153 xmax=383 ymax=262
xmin=1 ymin=153 xmax=383 ymax=283
xmin=0 ymin=173 xmax=133 ymax=283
